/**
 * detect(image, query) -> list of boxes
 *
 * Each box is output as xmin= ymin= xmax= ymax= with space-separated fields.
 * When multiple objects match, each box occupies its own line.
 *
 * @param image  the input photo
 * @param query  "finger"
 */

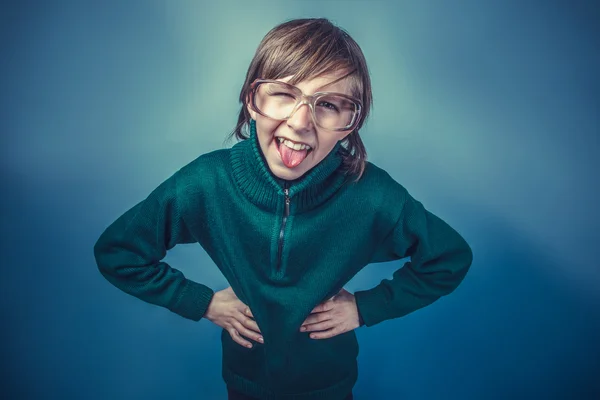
xmin=229 ymin=328 xmax=253 ymax=348
xmin=237 ymin=314 xmax=262 ymax=335
xmin=242 ymin=316 xmax=262 ymax=334
xmin=233 ymin=320 xmax=264 ymax=344
xmin=300 ymin=319 xmax=335 ymax=332
xmin=310 ymin=300 xmax=335 ymax=313
xmin=308 ymin=327 xmax=340 ymax=340
xmin=240 ymin=309 xmax=261 ymax=334
xmin=303 ymin=310 xmax=332 ymax=325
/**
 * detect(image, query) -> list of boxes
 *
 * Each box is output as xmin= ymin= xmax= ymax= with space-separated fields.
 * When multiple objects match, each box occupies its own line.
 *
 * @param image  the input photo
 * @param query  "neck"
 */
xmin=229 ymin=120 xmax=349 ymax=213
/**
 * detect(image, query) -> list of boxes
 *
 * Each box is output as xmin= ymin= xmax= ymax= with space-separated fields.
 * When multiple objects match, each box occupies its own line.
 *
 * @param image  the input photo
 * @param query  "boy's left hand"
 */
xmin=299 ymin=288 xmax=361 ymax=339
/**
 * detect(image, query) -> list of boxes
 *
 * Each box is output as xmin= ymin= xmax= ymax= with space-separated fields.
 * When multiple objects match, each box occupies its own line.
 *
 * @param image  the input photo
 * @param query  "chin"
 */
xmin=269 ymin=161 xmax=311 ymax=181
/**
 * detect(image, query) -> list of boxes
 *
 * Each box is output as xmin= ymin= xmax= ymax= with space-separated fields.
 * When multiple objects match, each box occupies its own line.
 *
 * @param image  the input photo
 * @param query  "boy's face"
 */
xmin=247 ymin=71 xmax=355 ymax=181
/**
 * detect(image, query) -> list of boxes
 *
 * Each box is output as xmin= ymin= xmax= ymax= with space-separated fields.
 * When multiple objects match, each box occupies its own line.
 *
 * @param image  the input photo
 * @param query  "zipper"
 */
xmin=276 ymin=182 xmax=291 ymax=271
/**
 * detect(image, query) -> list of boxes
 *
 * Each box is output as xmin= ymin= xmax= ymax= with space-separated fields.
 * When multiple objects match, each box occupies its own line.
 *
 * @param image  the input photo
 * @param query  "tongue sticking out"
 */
xmin=279 ymin=142 xmax=309 ymax=168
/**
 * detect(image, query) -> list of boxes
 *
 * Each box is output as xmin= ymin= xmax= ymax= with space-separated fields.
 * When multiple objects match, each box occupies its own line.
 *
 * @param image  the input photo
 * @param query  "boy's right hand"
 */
xmin=203 ymin=286 xmax=263 ymax=348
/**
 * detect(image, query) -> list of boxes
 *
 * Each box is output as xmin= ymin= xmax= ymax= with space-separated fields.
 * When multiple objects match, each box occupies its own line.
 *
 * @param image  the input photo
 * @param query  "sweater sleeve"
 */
xmin=354 ymin=188 xmax=473 ymax=328
xmin=93 ymin=170 xmax=214 ymax=322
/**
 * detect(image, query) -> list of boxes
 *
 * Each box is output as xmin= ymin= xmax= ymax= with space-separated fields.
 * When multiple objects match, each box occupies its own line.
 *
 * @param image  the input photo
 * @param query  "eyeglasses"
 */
xmin=249 ymin=79 xmax=362 ymax=131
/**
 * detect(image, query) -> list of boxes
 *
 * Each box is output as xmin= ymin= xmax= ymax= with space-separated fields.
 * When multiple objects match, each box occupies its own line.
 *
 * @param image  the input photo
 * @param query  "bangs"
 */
xmin=257 ymin=21 xmax=364 ymax=98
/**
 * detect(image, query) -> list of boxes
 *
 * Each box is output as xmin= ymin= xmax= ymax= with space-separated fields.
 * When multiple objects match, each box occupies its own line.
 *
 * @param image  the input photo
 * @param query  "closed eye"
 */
xmin=270 ymin=92 xmax=296 ymax=98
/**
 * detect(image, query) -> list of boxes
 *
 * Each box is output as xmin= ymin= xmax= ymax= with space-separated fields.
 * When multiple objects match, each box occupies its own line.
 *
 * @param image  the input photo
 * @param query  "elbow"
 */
xmin=453 ymin=241 xmax=473 ymax=288
xmin=93 ymin=235 xmax=158 ymax=285
xmin=93 ymin=238 xmax=134 ymax=288
xmin=93 ymin=239 xmax=107 ymax=274
xmin=440 ymin=241 xmax=473 ymax=294
xmin=461 ymin=242 xmax=473 ymax=273
xmin=93 ymin=236 xmax=116 ymax=278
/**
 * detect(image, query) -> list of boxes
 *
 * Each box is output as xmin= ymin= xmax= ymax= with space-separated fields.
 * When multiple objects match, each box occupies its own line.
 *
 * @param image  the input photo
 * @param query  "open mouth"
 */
xmin=275 ymin=137 xmax=314 ymax=168
xmin=275 ymin=137 xmax=314 ymax=155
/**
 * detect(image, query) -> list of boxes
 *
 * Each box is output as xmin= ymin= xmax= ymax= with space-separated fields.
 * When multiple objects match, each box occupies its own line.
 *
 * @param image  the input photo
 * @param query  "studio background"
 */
xmin=2 ymin=0 xmax=599 ymax=399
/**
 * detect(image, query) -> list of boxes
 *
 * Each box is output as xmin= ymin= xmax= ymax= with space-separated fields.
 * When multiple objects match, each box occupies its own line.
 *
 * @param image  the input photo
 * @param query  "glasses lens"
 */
xmin=254 ymin=82 xmax=300 ymax=120
xmin=254 ymin=82 xmax=358 ymax=130
xmin=314 ymin=94 xmax=358 ymax=130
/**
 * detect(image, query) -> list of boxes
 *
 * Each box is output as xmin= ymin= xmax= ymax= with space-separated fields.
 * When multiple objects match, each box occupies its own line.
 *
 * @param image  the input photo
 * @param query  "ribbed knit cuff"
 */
xmin=353 ymin=285 xmax=389 ymax=328
xmin=169 ymin=279 xmax=214 ymax=322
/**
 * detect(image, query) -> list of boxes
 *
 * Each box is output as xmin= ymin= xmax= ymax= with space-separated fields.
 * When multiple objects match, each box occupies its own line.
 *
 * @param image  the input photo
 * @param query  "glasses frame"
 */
xmin=249 ymin=79 xmax=362 ymax=132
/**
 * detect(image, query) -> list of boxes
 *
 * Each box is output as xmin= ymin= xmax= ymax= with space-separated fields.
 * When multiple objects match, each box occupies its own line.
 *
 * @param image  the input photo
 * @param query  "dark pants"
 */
xmin=227 ymin=387 xmax=353 ymax=399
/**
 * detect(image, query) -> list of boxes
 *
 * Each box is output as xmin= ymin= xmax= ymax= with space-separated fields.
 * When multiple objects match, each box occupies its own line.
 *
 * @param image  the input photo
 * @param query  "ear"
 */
xmin=245 ymin=93 xmax=258 ymax=120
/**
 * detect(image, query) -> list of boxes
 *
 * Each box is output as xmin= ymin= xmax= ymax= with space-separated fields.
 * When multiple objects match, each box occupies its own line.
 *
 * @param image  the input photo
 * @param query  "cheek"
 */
xmin=256 ymin=119 xmax=283 ymax=138
xmin=315 ymin=135 xmax=340 ymax=153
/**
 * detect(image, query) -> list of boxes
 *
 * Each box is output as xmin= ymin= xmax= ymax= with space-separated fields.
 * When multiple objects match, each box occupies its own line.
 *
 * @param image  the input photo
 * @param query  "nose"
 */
xmin=286 ymin=100 xmax=314 ymax=133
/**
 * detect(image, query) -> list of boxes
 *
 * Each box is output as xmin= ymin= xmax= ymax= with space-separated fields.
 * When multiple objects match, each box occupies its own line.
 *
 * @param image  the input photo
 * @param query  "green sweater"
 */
xmin=94 ymin=120 xmax=473 ymax=400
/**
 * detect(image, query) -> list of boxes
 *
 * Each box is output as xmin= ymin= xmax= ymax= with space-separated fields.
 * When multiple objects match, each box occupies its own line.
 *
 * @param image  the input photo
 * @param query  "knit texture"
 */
xmin=94 ymin=120 xmax=473 ymax=399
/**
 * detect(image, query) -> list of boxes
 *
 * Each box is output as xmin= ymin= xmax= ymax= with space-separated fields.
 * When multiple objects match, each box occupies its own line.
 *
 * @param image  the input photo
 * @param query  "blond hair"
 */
xmin=224 ymin=18 xmax=373 ymax=182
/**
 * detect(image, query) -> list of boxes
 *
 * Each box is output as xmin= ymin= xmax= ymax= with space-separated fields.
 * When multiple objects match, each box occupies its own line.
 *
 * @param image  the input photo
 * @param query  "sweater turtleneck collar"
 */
xmin=230 ymin=119 xmax=349 ymax=213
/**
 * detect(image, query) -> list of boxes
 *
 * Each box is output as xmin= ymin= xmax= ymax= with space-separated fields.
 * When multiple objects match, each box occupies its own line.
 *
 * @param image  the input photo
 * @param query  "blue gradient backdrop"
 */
xmin=2 ymin=1 xmax=599 ymax=399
